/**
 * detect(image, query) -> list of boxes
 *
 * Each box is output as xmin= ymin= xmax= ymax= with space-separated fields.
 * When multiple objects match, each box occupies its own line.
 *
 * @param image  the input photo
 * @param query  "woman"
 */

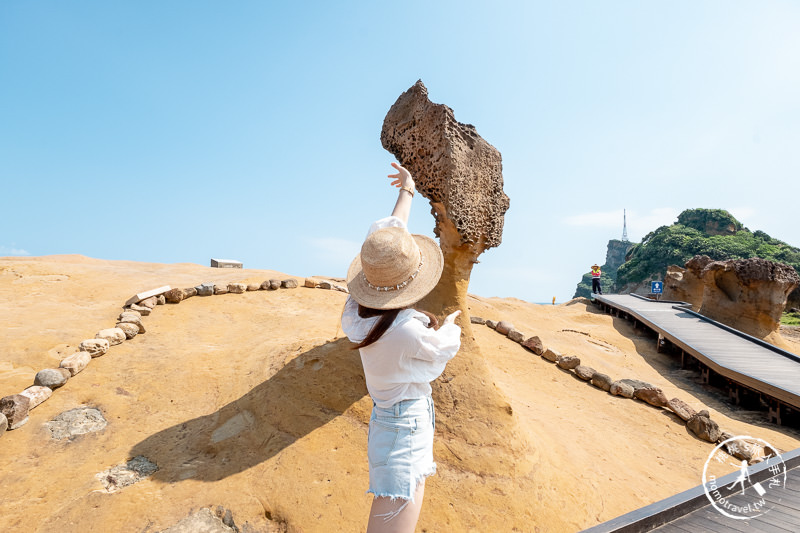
xmin=341 ymin=162 xmax=462 ymax=532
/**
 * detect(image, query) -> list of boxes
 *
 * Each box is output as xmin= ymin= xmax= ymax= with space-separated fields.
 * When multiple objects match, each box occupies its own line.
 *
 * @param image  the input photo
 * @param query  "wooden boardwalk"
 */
xmin=593 ymin=294 xmax=800 ymax=423
xmin=583 ymin=447 xmax=800 ymax=532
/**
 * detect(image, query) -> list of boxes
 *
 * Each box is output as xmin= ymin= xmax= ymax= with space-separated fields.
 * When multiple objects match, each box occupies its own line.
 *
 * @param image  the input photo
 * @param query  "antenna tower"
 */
xmin=622 ymin=209 xmax=629 ymax=242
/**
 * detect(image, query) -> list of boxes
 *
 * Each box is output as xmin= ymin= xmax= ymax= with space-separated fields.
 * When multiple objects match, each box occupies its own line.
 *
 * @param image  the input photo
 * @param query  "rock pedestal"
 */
xmin=381 ymin=80 xmax=510 ymax=342
xmin=698 ymin=257 xmax=800 ymax=340
xmin=380 ymin=81 xmax=522 ymax=477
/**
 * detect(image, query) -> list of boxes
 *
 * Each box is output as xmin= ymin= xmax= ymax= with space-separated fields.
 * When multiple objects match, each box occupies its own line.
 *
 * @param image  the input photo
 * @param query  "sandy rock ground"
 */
xmin=2 ymin=256 xmax=800 ymax=532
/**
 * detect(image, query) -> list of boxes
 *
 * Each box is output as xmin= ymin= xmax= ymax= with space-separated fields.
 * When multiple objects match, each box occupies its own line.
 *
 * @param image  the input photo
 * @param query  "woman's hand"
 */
xmin=388 ymin=162 xmax=414 ymax=190
xmin=443 ymin=310 xmax=462 ymax=326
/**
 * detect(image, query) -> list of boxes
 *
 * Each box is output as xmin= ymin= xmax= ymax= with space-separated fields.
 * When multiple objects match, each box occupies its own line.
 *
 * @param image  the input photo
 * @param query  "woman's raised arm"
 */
xmin=388 ymin=162 xmax=415 ymax=225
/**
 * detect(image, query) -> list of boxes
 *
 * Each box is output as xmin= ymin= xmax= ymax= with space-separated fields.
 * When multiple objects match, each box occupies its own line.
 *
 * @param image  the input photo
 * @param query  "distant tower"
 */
xmin=622 ymin=209 xmax=629 ymax=242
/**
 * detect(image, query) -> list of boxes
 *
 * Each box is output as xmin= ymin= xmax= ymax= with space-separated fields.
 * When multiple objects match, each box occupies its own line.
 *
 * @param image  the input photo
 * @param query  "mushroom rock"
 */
xmin=698 ymin=257 xmax=800 ymax=342
xmin=381 ymin=80 xmax=510 ymax=339
xmin=381 ymin=81 xmax=524 ymax=477
xmin=663 ymin=255 xmax=712 ymax=308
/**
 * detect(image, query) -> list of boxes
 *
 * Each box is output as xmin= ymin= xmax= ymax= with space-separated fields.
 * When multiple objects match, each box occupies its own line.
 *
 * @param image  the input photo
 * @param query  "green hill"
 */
xmin=574 ymin=208 xmax=800 ymax=304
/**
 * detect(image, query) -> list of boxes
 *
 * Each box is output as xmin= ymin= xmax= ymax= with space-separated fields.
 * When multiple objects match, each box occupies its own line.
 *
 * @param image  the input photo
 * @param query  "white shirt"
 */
xmin=341 ymin=216 xmax=462 ymax=407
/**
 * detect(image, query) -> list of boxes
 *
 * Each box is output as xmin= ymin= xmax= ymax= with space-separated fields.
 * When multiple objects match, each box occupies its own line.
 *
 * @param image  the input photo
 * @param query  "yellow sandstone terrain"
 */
xmin=1 ymin=256 xmax=799 ymax=532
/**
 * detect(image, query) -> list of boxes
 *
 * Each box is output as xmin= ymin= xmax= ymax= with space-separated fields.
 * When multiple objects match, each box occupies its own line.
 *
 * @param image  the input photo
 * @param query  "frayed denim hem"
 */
xmin=366 ymin=464 xmax=437 ymax=522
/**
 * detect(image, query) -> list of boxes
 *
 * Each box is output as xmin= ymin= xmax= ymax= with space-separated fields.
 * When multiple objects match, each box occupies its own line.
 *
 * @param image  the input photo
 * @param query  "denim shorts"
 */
xmin=367 ymin=396 xmax=436 ymax=502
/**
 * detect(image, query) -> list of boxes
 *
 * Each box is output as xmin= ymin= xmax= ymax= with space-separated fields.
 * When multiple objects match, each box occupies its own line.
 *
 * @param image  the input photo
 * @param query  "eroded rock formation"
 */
xmin=663 ymin=255 xmax=712 ymax=307
xmin=699 ymin=257 xmax=800 ymax=340
xmin=381 ymin=81 xmax=522 ymax=475
xmin=381 ymin=80 xmax=509 ymax=334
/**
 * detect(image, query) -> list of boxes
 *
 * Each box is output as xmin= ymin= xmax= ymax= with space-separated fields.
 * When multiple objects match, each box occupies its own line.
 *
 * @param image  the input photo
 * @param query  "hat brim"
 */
xmin=347 ymin=234 xmax=444 ymax=310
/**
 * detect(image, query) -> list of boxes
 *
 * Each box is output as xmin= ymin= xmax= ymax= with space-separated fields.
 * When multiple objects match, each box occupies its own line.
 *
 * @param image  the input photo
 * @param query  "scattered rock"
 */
xmin=139 ymin=296 xmax=158 ymax=309
xmin=609 ymin=381 xmax=635 ymax=398
xmin=116 ymin=323 xmax=139 ymax=339
xmin=320 ymin=281 xmax=333 ymax=290
xmin=485 ymin=320 xmax=498 ymax=330
xmin=160 ymin=508 xmax=236 ymax=533
xmin=20 ymin=386 xmax=53 ymax=409
xmin=96 ymin=455 xmax=158 ymax=493
xmin=557 ymin=355 xmax=581 ymax=370
xmin=228 ymin=283 xmax=247 ymax=294
xmin=574 ymin=365 xmax=595 ymax=380
xmin=717 ymin=433 xmax=754 ymax=462
xmin=305 ymin=278 xmax=320 ymax=288
xmin=687 ymin=412 xmax=721 ymax=443
xmin=281 ymin=279 xmax=298 ymax=289
xmin=46 ymin=407 xmax=107 ymax=440
xmin=495 ymin=321 xmax=514 ymax=335
xmin=164 ymin=288 xmax=188 ymax=303
xmin=667 ymin=398 xmax=697 ymax=421
xmin=0 ymin=413 xmax=7 ymax=433
xmin=60 ymin=351 xmax=91 ymax=376
xmin=214 ymin=284 xmax=229 ymax=295
xmin=619 ymin=379 xmax=656 ymax=393
xmin=541 ymin=348 xmax=560 ymax=363
xmin=183 ymin=287 xmax=197 ymax=298
xmin=333 ymin=284 xmax=349 ymax=293
xmin=129 ymin=303 xmax=151 ymax=315
xmin=507 ymin=329 xmax=525 ymax=342
xmin=634 ymin=387 xmax=669 ymax=407
xmin=34 ymin=368 xmax=70 ymax=389
xmin=118 ymin=314 xmax=145 ymax=333
xmin=79 ymin=339 xmax=110 ymax=358
xmin=260 ymin=280 xmax=272 ymax=290
xmin=470 ymin=316 xmax=486 ymax=325
xmin=268 ymin=279 xmax=281 ymax=290
xmin=96 ymin=328 xmax=126 ymax=346
xmin=521 ymin=336 xmax=544 ymax=355
xmin=591 ymin=373 xmax=613 ymax=391
xmin=246 ymin=283 xmax=261 ymax=291
xmin=196 ymin=283 xmax=215 ymax=296
xmin=119 ymin=310 xmax=141 ymax=320
xmin=0 ymin=394 xmax=31 ymax=429
xmin=156 ymin=295 xmax=166 ymax=305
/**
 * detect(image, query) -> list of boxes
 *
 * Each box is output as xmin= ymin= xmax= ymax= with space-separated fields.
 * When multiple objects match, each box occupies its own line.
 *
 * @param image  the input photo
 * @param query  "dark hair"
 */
xmin=352 ymin=304 xmax=439 ymax=349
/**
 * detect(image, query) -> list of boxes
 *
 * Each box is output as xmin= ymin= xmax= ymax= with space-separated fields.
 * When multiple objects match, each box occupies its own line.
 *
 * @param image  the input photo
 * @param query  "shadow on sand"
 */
xmin=129 ymin=337 xmax=368 ymax=482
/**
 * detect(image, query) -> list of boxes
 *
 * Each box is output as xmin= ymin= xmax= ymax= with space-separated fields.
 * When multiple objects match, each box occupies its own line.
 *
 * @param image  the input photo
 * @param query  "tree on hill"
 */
xmin=614 ymin=209 xmax=800 ymax=294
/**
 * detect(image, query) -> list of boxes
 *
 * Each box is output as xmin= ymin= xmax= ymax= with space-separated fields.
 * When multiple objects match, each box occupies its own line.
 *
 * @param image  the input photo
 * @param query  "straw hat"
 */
xmin=347 ymin=227 xmax=443 ymax=310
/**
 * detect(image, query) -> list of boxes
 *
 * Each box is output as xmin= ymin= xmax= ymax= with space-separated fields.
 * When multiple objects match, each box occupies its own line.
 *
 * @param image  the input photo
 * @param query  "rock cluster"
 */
xmin=471 ymin=314 xmax=758 ymax=456
xmin=1 ymin=275 xmax=347 ymax=438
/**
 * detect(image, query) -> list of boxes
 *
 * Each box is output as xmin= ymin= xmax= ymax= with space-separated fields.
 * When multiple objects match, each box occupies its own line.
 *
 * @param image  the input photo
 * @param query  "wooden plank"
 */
xmin=650 ymin=520 xmax=698 ymax=532
xmin=682 ymin=508 xmax=753 ymax=532
xmin=593 ymin=294 xmax=800 ymax=409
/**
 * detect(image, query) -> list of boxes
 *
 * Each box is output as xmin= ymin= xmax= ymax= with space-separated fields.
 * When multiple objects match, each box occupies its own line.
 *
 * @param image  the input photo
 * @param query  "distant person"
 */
xmin=591 ymin=264 xmax=602 ymax=294
xmin=341 ymin=162 xmax=462 ymax=532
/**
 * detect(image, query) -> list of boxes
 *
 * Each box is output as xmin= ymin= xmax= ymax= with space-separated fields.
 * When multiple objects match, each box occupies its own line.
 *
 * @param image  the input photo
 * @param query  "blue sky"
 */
xmin=2 ymin=1 xmax=799 ymax=302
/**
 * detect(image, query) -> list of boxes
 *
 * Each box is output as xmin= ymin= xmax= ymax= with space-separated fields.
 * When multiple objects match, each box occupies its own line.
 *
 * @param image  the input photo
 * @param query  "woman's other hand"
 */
xmin=443 ymin=310 xmax=461 ymax=326
xmin=388 ymin=162 xmax=414 ymax=190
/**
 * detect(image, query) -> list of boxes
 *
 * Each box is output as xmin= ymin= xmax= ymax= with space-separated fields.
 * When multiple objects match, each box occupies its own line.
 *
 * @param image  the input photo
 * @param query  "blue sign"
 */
xmin=651 ymin=281 xmax=663 ymax=294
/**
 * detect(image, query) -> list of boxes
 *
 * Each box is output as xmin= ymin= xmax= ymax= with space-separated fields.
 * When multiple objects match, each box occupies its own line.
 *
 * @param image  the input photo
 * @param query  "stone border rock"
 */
xmin=0 ymin=276 xmax=348 ymax=438
xmin=469 ymin=315 xmax=778 ymax=460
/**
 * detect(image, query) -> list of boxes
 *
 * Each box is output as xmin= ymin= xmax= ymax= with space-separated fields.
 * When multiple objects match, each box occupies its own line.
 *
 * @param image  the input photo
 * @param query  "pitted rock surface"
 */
xmin=381 ymin=80 xmax=509 ymax=252
xmin=46 ymin=406 xmax=107 ymax=439
xmin=698 ymin=257 xmax=800 ymax=339
xmin=96 ymin=455 xmax=158 ymax=493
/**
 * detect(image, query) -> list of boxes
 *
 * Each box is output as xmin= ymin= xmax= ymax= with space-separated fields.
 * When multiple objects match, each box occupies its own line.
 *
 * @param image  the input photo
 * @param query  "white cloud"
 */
xmin=0 ymin=245 xmax=30 ymax=256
